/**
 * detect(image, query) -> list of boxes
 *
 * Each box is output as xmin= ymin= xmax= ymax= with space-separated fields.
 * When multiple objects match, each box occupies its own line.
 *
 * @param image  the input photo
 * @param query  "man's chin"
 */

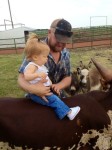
xmin=55 ymin=47 xmax=63 ymax=52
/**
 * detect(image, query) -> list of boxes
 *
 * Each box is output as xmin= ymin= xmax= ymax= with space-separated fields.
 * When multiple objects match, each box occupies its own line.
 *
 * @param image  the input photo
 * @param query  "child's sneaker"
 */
xmin=67 ymin=106 xmax=80 ymax=120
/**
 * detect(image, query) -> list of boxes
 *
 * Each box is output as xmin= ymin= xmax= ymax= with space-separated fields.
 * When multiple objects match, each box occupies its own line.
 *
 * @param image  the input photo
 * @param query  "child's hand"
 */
xmin=51 ymin=84 xmax=61 ymax=96
xmin=38 ymin=72 xmax=47 ymax=79
xmin=41 ymin=96 xmax=48 ymax=103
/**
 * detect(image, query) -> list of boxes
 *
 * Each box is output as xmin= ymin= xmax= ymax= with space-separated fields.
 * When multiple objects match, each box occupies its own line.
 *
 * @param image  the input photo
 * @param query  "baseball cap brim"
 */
xmin=55 ymin=34 xmax=72 ymax=43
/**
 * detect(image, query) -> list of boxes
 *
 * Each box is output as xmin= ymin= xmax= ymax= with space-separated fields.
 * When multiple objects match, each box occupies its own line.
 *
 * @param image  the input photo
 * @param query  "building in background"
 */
xmin=0 ymin=26 xmax=35 ymax=49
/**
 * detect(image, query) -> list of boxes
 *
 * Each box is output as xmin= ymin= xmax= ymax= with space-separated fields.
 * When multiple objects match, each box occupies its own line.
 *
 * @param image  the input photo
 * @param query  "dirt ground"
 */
xmin=0 ymin=48 xmax=24 ymax=55
xmin=67 ymin=39 xmax=112 ymax=49
xmin=0 ymin=39 xmax=111 ymax=55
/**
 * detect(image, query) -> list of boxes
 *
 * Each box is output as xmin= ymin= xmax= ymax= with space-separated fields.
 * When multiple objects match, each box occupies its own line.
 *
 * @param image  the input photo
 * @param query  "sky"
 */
xmin=0 ymin=0 xmax=112 ymax=30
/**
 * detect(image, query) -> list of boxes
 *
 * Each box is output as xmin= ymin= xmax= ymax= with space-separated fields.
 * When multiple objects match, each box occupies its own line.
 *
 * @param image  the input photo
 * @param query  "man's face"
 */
xmin=48 ymin=29 xmax=66 ymax=52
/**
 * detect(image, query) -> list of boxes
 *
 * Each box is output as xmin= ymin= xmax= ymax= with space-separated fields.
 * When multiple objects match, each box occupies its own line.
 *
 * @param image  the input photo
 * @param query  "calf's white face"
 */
xmin=80 ymin=69 xmax=89 ymax=84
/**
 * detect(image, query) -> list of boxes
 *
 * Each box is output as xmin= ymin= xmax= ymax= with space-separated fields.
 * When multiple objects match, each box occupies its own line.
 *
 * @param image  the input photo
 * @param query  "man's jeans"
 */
xmin=29 ymin=94 xmax=70 ymax=120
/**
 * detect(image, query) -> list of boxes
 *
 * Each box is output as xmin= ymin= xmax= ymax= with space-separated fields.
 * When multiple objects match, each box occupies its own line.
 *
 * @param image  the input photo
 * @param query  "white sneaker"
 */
xmin=67 ymin=106 xmax=80 ymax=120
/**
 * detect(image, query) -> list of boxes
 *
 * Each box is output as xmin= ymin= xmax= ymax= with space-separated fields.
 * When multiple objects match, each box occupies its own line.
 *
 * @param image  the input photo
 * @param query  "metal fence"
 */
xmin=71 ymin=25 xmax=112 ymax=49
xmin=0 ymin=37 xmax=25 ymax=49
xmin=1 ymin=25 xmax=112 ymax=52
xmin=25 ymin=26 xmax=112 ymax=49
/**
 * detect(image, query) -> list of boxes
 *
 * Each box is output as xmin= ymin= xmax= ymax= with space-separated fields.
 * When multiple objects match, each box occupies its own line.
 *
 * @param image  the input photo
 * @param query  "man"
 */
xmin=18 ymin=18 xmax=73 ymax=98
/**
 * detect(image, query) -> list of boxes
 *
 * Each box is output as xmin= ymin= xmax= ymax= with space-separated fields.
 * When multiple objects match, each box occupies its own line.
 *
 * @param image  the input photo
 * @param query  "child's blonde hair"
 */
xmin=24 ymin=33 xmax=50 ymax=60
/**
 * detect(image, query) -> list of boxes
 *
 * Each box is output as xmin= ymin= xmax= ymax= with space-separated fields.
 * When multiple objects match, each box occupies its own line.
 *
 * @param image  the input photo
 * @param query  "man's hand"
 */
xmin=51 ymin=84 xmax=61 ymax=96
xmin=51 ymin=76 xmax=72 ymax=96
xmin=30 ymin=82 xmax=52 ymax=97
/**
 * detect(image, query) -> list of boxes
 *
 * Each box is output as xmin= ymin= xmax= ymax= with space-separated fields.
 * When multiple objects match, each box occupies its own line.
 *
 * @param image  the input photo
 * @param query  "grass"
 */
xmin=70 ymin=48 xmax=112 ymax=69
xmin=0 ymin=47 xmax=112 ymax=98
xmin=0 ymin=54 xmax=25 ymax=97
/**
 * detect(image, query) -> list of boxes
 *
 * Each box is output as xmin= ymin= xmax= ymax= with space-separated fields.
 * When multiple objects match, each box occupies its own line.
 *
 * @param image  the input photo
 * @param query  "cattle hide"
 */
xmin=0 ymin=90 xmax=111 ymax=150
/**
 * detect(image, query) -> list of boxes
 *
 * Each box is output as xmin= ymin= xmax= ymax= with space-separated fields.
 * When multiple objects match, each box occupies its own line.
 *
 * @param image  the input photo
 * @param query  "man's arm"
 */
xmin=18 ymin=73 xmax=51 ymax=97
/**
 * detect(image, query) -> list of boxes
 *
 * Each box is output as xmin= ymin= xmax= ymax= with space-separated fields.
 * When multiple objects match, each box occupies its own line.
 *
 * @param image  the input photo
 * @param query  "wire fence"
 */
xmin=26 ymin=25 xmax=112 ymax=49
xmin=0 ymin=37 xmax=25 ymax=49
xmin=70 ymin=25 xmax=112 ymax=49
xmin=0 ymin=25 xmax=112 ymax=53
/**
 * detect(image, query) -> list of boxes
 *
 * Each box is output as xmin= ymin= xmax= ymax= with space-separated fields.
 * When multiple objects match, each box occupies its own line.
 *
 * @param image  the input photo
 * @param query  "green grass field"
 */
xmin=0 ymin=48 xmax=112 ymax=98
xmin=0 ymin=54 xmax=25 ymax=97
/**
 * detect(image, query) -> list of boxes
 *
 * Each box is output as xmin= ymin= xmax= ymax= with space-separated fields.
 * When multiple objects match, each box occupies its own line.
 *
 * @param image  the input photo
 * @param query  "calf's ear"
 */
xmin=88 ymin=61 xmax=92 ymax=69
xmin=77 ymin=67 xmax=81 ymax=74
xmin=79 ymin=61 xmax=84 ymax=68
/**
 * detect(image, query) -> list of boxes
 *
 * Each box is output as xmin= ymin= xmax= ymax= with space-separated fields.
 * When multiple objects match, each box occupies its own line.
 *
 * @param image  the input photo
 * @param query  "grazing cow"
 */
xmin=0 ymin=59 xmax=112 ymax=149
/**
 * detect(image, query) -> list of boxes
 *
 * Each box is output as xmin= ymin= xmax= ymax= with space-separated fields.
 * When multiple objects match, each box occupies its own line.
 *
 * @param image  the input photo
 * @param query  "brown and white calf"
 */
xmin=65 ymin=61 xmax=110 ymax=96
xmin=88 ymin=67 xmax=110 ymax=91
xmin=64 ymin=61 xmax=92 ymax=96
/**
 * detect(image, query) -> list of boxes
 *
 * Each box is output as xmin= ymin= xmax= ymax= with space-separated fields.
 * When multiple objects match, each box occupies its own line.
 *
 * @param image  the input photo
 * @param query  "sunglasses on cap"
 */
xmin=54 ymin=27 xmax=73 ymax=37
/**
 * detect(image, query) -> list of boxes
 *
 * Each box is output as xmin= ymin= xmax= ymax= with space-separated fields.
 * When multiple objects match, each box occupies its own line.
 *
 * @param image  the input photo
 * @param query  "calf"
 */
xmin=65 ymin=61 xmax=109 ymax=96
xmin=64 ymin=61 xmax=92 ymax=96
xmin=88 ymin=67 xmax=110 ymax=91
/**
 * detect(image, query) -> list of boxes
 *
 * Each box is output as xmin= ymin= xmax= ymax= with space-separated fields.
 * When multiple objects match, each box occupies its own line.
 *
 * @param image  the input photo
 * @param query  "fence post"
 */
xmin=110 ymin=28 xmax=112 ymax=47
xmin=72 ymin=35 xmax=74 ymax=49
xmin=90 ymin=28 xmax=92 ymax=49
xmin=14 ymin=38 xmax=17 ymax=54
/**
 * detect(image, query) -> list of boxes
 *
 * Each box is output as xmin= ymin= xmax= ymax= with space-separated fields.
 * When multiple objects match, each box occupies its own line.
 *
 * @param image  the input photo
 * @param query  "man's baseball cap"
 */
xmin=50 ymin=19 xmax=73 ymax=43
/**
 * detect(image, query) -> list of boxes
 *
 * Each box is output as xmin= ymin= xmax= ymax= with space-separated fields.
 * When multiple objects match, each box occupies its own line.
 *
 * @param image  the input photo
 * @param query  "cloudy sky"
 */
xmin=0 ymin=0 xmax=112 ymax=30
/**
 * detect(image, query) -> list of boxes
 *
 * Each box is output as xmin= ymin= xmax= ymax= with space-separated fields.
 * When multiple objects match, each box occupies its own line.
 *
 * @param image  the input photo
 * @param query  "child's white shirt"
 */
xmin=24 ymin=62 xmax=51 ymax=86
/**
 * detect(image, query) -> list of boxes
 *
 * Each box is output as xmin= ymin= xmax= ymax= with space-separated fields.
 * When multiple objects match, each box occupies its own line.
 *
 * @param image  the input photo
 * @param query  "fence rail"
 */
xmin=1 ymin=25 xmax=112 ymax=52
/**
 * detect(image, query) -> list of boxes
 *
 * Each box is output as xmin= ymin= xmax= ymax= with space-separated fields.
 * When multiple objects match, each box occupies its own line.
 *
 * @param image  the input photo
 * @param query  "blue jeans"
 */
xmin=29 ymin=94 xmax=70 ymax=120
